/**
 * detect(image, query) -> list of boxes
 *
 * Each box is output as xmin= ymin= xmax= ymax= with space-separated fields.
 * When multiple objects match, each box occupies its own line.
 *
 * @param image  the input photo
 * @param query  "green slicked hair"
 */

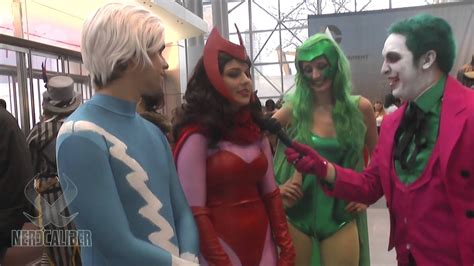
xmin=388 ymin=13 xmax=456 ymax=74
xmin=286 ymin=33 xmax=366 ymax=167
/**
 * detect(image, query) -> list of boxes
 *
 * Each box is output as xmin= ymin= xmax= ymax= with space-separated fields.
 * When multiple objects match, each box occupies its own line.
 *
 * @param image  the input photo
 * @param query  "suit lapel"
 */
xmin=382 ymin=103 xmax=407 ymax=167
xmin=439 ymin=76 xmax=468 ymax=176
xmin=379 ymin=103 xmax=406 ymax=207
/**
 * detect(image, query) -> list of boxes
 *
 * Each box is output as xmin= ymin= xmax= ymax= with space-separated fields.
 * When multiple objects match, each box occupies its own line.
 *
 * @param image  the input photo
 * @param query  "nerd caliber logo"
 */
xmin=11 ymin=174 xmax=92 ymax=248
xmin=23 ymin=174 xmax=78 ymax=227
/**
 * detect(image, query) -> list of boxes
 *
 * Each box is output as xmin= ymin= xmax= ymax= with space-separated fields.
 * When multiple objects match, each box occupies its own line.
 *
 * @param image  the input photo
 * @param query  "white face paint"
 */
xmin=381 ymin=34 xmax=428 ymax=101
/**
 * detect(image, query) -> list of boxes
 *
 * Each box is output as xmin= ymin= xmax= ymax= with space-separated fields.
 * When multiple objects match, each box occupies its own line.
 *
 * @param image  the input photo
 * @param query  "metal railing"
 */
xmin=0 ymin=34 xmax=92 ymax=134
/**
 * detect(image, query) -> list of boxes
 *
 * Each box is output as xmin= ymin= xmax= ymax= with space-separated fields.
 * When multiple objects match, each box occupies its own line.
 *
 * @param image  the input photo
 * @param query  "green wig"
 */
xmin=388 ymin=13 xmax=456 ymax=74
xmin=286 ymin=33 xmax=366 ymax=167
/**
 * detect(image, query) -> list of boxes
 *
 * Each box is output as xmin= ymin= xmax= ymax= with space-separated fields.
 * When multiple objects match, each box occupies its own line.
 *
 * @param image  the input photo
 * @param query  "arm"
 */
xmin=258 ymin=137 xmax=278 ymax=195
xmin=2 ymin=223 xmax=43 ymax=265
xmin=271 ymin=106 xmax=304 ymax=206
xmin=330 ymin=157 xmax=384 ymax=205
xmin=344 ymin=96 xmax=379 ymax=213
xmin=26 ymin=126 xmax=40 ymax=174
xmin=176 ymin=134 xmax=231 ymax=265
xmin=259 ymin=137 xmax=295 ymax=266
xmin=57 ymin=132 xmax=191 ymax=265
xmin=279 ymin=172 xmax=303 ymax=208
xmin=0 ymin=111 xmax=32 ymax=251
xmin=285 ymin=141 xmax=384 ymax=205
xmin=162 ymin=134 xmax=199 ymax=262
xmin=359 ymin=96 xmax=378 ymax=155
xmin=268 ymin=106 xmax=292 ymax=149
xmin=272 ymin=105 xmax=292 ymax=128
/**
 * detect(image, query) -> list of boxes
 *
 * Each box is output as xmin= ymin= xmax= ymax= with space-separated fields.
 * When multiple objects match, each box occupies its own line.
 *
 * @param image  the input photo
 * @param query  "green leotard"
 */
xmin=273 ymin=97 xmax=370 ymax=266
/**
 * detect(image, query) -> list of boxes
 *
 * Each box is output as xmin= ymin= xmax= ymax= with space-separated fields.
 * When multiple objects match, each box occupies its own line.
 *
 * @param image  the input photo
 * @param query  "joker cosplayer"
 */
xmin=56 ymin=3 xmax=199 ymax=265
xmin=285 ymin=14 xmax=474 ymax=266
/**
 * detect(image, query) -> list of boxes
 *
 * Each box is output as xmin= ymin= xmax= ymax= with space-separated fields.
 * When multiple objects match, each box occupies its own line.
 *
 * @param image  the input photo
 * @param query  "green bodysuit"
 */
xmin=273 ymin=98 xmax=370 ymax=266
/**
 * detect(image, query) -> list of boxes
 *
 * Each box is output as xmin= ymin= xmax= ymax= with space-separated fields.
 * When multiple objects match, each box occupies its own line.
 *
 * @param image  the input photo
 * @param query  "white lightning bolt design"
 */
xmin=59 ymin=120 xmax=179 ymax=256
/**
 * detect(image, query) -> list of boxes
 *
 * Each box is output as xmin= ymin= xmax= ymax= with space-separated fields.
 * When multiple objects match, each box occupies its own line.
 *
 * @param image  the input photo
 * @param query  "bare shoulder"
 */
xmin=358 ymin=96 xmax=378 ymax=151
xmin=358 ymin=96 xmax=375 ymax=117
xmin=272 ymin=105 xmax=293 ymax=127
xmin=358 ymin=96 xmax=376 ymax=126
xmin=186 ymin=132 xmax=208 ymax=145
xmin=359 ymin=96 xmax=374 ymax=113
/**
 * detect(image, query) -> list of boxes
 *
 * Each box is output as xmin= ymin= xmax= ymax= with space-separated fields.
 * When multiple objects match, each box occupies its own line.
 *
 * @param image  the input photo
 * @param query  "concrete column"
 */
xmin=184 ymin=0 xmax=205 ymax=79
xmin=11 ymin=0 xmax=24 ymax=38
xmin=211 ymin=0 xmax=229 ymax=39
xmin=163 ymin=43 xmax=182 ymax=118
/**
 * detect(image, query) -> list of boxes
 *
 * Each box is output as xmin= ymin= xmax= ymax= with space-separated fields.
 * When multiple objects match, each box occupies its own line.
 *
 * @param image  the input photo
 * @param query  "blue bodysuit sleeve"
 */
xmin=57 ymin=132 xmax=195 ymax=265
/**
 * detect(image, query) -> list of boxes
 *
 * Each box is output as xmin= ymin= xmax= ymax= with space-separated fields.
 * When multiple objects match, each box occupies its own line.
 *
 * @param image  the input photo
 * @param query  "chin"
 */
xmin=143 ymin=88 xmax=163 ymax=97
xmin=238 ymin=101 xmax=251 ymax=107
xmin=392 ymin=89 xmax=416 ymax=102
xmin=311 ymin=83 xmax=331 ymax=92
xmin=234 ymin=99 xmax=250 ymax=108
xmin=391 ymin=86 xmax=405 ymax=99
xmin=391 ymin=90 xmax=401 ymax=99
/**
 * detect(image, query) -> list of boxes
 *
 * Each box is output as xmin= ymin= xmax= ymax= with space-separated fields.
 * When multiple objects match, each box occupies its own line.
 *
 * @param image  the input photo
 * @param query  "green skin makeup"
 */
xmin=297 ymin=39 xmax=338 ymax=82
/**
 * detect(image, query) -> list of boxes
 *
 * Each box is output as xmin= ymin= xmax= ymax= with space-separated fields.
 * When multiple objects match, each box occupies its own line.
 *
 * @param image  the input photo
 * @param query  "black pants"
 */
xmin=408 ymin=253 xmax=416 ymax=266
xmin=0 ymin=245 xmax=7 ymax=264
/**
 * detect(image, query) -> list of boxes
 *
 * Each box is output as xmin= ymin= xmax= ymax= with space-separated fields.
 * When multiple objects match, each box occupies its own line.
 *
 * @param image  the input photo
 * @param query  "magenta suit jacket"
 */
xmin=325 ymin=76 xmax=474 ymax=265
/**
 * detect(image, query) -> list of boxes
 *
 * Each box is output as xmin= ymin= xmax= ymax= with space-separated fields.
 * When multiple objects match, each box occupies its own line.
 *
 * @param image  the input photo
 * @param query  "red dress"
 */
xmin=174 ymin=125 xmax=294 ymax=266
xmin=206 ymin=150 xmax=269 ymax=265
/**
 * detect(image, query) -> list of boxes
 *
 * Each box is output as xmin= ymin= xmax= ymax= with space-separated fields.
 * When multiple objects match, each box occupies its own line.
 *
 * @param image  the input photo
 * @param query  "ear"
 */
xmin=421 ymin=50 xmax=437 ymax=70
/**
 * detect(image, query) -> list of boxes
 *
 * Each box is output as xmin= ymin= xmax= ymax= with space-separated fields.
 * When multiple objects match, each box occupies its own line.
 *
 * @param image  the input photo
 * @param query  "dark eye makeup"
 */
xmin=386 ymin=52 xmax=401 ymax=63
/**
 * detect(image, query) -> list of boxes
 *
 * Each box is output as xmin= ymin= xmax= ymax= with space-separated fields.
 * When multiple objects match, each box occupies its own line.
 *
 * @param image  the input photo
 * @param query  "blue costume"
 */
xmin=56 ymin=94 xmax=199 ymax=265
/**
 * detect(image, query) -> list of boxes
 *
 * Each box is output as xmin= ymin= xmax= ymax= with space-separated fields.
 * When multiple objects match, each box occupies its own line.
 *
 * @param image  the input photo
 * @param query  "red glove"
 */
xmin=263 ymin=189 xmax=296 ymax=266
xmin=284 ymin=141 xmax=329 ymax=178
xmin=190 ymin=206 xmax=232 ymax=266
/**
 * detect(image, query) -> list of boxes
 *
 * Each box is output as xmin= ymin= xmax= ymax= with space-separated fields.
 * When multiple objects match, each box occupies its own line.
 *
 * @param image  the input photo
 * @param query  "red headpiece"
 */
xmin=203 ymin=25 xmax=248 ymax=102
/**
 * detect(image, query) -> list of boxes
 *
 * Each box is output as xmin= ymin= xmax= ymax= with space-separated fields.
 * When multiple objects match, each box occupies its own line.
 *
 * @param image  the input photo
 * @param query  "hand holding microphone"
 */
xmin=261 ymin=118 xmax=293 ymax=147
xmin=284 ymin=142 xmax=329 ymax=178
xmin=261 ymin=118 xmax=329 ymax=178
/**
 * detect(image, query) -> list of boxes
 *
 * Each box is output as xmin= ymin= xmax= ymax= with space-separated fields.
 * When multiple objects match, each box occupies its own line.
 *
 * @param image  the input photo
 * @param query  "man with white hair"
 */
xmin=56 ymin=3 xmax=199 ymax=265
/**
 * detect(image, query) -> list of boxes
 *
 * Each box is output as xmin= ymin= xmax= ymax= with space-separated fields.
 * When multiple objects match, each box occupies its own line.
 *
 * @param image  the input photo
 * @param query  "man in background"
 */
xmin=27 ymin=75 xmax=82 ymax=266
xmin=0 ymin=99 xmax=6 ymax=109
xmin=0 ymin=100 xmax=37 ymax=264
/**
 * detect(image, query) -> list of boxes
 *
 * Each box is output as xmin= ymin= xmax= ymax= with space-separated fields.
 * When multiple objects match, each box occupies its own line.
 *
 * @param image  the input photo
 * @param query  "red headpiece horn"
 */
xmin=203 ymin=25 xmax=248 ymax=102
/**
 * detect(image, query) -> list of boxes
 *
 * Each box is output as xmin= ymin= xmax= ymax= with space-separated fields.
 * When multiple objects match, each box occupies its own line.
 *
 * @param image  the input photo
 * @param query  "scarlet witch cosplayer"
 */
xmin=173 ymin=26 xmax=295 ymax=266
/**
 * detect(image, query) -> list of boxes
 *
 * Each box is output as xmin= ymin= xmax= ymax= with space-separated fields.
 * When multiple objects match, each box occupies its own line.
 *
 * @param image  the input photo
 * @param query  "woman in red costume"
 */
xmin=173 ymin=26 xmax=295 ymax=266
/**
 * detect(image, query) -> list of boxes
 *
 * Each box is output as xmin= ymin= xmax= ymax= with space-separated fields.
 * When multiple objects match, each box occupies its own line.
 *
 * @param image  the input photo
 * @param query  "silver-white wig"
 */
xmin=81 ymin=3 xmax=165 ymax=88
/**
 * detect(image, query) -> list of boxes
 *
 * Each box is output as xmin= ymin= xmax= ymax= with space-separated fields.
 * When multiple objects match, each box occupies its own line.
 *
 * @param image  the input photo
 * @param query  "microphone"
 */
xmin=260 ymin=117 xmax=304 ymax=165
xmin=261 ymin=118 xmax=293 ymax=147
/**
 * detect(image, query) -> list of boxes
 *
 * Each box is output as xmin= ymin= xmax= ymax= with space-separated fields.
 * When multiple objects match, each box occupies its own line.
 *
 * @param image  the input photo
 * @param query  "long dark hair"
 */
xmin=173 ymin=54 xmax=264 ymax=147
xmin=138 ymin=91 xmax=171 ymax=134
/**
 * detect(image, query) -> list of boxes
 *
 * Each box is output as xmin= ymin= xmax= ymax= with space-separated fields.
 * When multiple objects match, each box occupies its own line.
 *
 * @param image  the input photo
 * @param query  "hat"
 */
xmin=42 ymin=76 xmax=81 ymax=114
xmin=203 ymin=25 xmax=248 ymax=103
xmin=464 ymin=71 xmax=474 ymax=79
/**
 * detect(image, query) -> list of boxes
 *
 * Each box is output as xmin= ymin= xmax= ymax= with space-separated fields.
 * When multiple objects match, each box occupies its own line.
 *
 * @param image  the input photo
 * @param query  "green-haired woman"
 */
xmin=273 ymin=33 xmax=377 ymax=265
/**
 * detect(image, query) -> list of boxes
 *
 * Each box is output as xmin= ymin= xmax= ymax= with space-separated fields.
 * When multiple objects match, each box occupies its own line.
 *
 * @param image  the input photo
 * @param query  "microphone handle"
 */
xmin=276 ymin=129 xmax=303 ymax=161
xmin=276 ymin=130 xmax=293 ymax=147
